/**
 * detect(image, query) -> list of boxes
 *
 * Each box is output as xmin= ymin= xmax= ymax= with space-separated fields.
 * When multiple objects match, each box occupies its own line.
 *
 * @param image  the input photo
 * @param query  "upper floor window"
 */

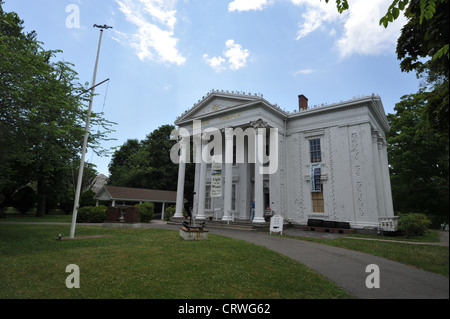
xmin=309 ymin=138 xmax=321 ymax=163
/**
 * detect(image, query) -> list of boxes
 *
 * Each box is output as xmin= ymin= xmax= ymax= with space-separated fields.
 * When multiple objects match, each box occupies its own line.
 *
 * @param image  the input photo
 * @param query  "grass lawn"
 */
xmin=284 ymin=231 xmax=449 ymax=277
xmin=0 ymin=224 xmax=352 ymax=299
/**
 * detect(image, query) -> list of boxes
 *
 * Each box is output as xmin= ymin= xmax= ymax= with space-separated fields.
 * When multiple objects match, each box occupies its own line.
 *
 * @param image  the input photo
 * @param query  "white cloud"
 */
xmin=335 ymin=0 xmax=407 ymax=58
xmin=290 ymin=0 xmax=343 ymax=40
xmin=203 ymin=40 xmax=250 ymax=71
xmin=224 ymin=39 xmax=250 ymax=70
xmin=294 ymin=69 xmax=314 ymax=76
xmin=228 ymin=0 xmax=272 ymax=12
xmin=291 ymin=0 xmax=407 ymax=58
xmin=115 ymin=0 xmax=186 ymax=65
xmin=203 ymin=54 xmax=226 ymax=72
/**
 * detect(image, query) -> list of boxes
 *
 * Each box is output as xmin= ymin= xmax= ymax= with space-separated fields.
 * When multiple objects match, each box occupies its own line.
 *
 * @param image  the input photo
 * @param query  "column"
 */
xmin=161 ymin=202 xmax=165 ymax=220
xmin=196 ymin=139 xmax=207 ymax=220
xmin=174 ymin=146 xmax=187 ymax=218
xmin=378 ymin=138 xmax=394 ymax=217
xmin=192 ymin=131 xmax=202 ymax=218
xmin=372 ymin=131 xmax=385 ymax=216
xmin=222 ymin=128 xmax=233 ymax=221
xmin=251 ymin=119 xmax=267 ymax=223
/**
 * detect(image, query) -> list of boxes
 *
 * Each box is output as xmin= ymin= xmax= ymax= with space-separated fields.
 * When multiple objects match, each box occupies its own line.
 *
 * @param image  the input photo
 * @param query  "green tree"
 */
xmin=108 ymin=125 xmax=180 ymax=190
xmin=395 ymin=0 xmax=449 ymax=133
xmin=108 ymin=125 xmax=195 ymax=208
xmin=108 ymin=139 xmax=143 ymax=187
xmin=387 ymin=91 xmax=449 ymax=224
xmin=0 ymin=4 xmax=114 ymax=216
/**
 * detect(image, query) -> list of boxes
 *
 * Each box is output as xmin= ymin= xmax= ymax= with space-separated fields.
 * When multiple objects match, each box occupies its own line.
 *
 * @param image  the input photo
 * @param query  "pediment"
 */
xmin=175 ymin=90 xmax=262 ymax=124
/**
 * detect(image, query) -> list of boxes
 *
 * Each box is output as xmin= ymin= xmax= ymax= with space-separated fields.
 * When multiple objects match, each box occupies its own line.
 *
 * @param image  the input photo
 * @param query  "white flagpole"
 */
xmin=70 ymin=25 xmax=111 ymax=238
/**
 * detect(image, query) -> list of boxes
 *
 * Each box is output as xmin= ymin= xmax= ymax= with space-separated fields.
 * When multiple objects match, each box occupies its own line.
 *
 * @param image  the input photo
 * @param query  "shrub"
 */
xmin=398 ymin=213 xmax=431 ymax=237
xmin=164 ymin=205 xmax=186 ymax=221
xmin=135 ymin=202 xmax=154 ymax=222
xmin=12 ymin=186 xmax=36 ymax=214
xmin=76 ymin=205 xmax=107 ymax=223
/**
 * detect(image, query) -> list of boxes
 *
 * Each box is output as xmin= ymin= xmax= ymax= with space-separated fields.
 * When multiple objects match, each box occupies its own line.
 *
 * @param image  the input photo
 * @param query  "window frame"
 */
xmin=309 ymin=138 xmax=322 ymax=163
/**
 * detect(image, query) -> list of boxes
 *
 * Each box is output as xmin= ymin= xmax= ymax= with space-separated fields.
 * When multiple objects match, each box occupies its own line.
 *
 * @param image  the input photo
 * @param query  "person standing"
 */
xmin=250 ymin=200 xmax=255 ymax=221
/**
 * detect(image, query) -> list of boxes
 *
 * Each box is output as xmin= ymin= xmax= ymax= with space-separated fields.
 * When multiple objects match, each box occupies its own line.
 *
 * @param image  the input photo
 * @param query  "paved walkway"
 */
xmin=2 ymin=221 xmax=448 ymax=299
xmin=145 ymin=222 xmax=449 ymax=299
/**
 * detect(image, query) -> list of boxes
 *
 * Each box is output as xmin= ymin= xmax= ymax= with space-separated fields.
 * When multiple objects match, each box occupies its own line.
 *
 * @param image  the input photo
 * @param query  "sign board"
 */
xmin=211 ymin=154 xmax=222 ymax=197
xmin=270 ymin=214 xmax=284 ymax=235
xmin=210 ymin=173 xmax=222 ymax=197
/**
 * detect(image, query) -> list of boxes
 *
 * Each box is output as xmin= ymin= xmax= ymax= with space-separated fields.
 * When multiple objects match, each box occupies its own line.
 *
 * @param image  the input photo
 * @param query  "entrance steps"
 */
xmin=168 ymin=218 xmax=269 ymax=231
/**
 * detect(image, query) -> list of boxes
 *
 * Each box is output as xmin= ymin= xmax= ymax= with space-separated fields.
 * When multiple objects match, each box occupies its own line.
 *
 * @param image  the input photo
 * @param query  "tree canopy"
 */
xmin=0 ymin=3 xmax=114 ymax=215
xmin=387 ymin=90 xmax=449 ymax=225
xmin=108 ymin=124 xmax=195 ymax=208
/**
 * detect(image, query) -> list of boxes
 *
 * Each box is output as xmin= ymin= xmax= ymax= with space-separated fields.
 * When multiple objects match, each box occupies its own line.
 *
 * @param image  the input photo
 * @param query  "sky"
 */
xmin=3 ymin=0 xmax=422 ymax=176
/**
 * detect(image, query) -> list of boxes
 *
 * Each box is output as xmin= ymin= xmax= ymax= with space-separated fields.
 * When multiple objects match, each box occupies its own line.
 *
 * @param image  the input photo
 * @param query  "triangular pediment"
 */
xmin=175 ymin=90 xmax=263 ymax=125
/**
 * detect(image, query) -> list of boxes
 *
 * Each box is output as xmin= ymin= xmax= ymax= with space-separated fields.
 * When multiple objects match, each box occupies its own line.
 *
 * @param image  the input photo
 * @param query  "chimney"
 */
xmin=298 ymin=94 xmax=308 ymax=111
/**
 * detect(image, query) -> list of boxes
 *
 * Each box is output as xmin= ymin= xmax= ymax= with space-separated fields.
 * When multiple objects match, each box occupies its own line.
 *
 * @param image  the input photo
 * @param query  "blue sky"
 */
xmin=4 ymin=0 xmax=421 ymax=176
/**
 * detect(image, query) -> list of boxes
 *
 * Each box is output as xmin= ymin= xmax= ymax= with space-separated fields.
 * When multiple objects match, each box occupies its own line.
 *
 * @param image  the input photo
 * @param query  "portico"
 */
xmin=174 ymin=118 xmax=275 ymax=224
xmin=173 ymin=89 xmax=398 ymax=231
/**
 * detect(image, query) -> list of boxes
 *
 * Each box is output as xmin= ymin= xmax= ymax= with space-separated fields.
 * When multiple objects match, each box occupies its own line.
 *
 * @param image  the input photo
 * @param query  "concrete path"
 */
xmin=208 ymin=228 xmax=449 ymax=299
xmin=2 ymin=221 xmax=448 ymax=299
xmin=145 ymin=222 xmax=449 ymax=299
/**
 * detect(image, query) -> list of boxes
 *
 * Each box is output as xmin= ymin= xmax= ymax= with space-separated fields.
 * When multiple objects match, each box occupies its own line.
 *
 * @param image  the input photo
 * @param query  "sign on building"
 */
xmin=211 ymin=155 xmax=222 ymax=197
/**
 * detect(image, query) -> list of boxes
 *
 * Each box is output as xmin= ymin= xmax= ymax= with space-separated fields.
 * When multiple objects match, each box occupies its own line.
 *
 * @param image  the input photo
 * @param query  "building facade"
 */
xmin=173 ymin=90 xmax=398 ymax=231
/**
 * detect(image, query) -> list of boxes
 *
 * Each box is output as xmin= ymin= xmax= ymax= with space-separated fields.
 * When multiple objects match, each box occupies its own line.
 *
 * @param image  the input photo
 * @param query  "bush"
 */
xmin=76 ymin=205 xmax=107 ymax=223
xmin=135 ymin=202 xmax=154 ymax=222
xmin=12 ymin=186 xmax=36 ymax=214
xmin=164 ymin=205 xmax=186 ymax=221
xmin=398 ymin=213 xmax=431 ymax=237
xmin=164 ymin=205 xmax=176 ymax=221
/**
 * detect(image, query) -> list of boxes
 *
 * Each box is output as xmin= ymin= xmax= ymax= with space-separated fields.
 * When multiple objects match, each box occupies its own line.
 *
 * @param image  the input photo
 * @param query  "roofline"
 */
xmin=175 ymin=98 xmax=288 ymax=126
xmin=174 ymin=91 xmax=390 ymax=131
xmin=94 ymin=186 xmax=184 ymax=202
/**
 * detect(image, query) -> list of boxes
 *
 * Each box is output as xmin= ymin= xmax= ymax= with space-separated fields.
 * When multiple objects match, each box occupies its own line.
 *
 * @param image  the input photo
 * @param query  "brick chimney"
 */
xmin=298 ymin=94 xmax=308 ymax=111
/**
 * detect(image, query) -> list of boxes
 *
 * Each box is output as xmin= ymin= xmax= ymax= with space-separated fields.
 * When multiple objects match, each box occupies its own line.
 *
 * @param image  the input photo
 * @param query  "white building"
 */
xmin=173 ymin=90 xmax=398 ymax=231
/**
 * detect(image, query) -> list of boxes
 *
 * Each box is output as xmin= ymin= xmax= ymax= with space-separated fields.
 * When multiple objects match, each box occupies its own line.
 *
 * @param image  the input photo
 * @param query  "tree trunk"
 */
xmin=36 ymin=176 xmax=46 ymax=217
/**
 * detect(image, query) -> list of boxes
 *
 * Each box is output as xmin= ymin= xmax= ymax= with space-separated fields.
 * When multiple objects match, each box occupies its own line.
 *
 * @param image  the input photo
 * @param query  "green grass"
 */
xmin=347 ymin=230 xmax=441 ymax=243
xmin=1 ymin=208 xmax=73 ymax=222
xmin=0 ymin=224 xmax=351 ymax=299
xmin=283 ymin=231 xmax=449 ymax=277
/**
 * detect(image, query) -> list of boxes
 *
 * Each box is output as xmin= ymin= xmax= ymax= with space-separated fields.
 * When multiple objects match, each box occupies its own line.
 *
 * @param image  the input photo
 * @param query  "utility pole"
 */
xmin=70 ymin=24 xmax=112 ymax=238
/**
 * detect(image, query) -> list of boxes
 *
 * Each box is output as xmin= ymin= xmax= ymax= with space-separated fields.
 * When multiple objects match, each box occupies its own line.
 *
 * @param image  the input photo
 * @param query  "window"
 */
xmin=310 ymin=163 xmax=322 ymax=192
xmin=309 ymin=139 xmax=321 ymax=163
xmin=205 ymin=185 xmax=211 ymax=210
xmin=312 ymin=184 xmax=324 ymax=213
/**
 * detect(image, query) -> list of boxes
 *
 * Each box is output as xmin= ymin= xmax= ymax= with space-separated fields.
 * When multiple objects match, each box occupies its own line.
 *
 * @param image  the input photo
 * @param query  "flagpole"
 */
xmin=70 ymin=25 xmax=112 ymax=238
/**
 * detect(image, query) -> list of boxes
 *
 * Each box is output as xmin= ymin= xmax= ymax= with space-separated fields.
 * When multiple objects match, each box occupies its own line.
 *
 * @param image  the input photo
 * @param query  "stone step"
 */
xmin=168 ymin=218 xmax=269 ymax=231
